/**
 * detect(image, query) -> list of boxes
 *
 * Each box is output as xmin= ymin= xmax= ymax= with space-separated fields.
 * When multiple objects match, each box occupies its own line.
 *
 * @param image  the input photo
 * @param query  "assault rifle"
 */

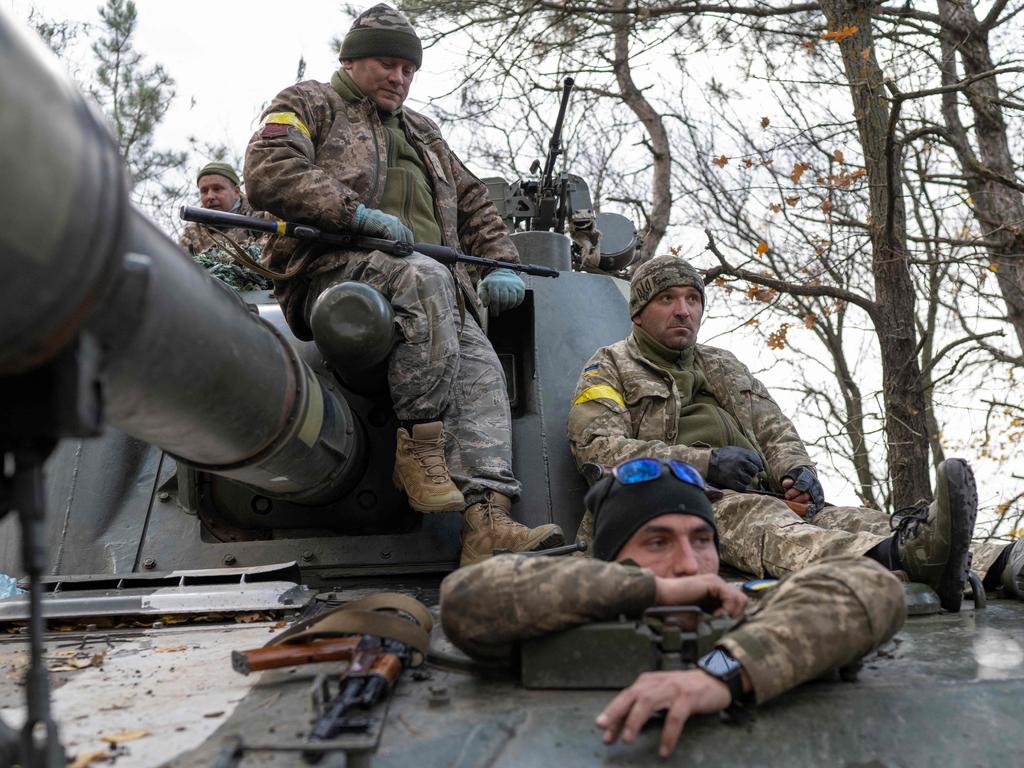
xmin=230 ymin=593 xmax=431 ymax=763
xmin=179 ymin=206 xmax=560 ymax=278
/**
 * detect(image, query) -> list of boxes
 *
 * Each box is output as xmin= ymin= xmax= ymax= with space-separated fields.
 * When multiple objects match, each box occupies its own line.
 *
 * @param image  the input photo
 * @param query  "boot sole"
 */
xmin=934 ymin=459 xmax=977 ymax=613
xmin=525 ymin=528 xmax=566 ymax=552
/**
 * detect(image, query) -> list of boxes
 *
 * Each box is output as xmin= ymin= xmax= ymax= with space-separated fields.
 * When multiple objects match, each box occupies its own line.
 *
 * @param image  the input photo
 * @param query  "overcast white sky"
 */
xmin=7 ymin=0 xmax=471 ymax=176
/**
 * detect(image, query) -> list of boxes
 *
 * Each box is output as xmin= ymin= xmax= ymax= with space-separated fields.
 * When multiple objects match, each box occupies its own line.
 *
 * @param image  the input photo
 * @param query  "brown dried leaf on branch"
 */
xmin=742 ymin=157 xmax=754 ymax=168
xmin=746 ymin=283 xmax=777 ymax=303
xmin=767 ymin=323 xmax=791 ymax=349
xmin=760 ymin=116 xmax=770 ymax=128
xmin=785 ymin=195 xmax=800 ymax=206
xmin=820 ymin=26 xmax=858 ymax=43
xmin=768 ymin=203 xmax=782 ymax=213
xmin=712 ymin=154 xmax=729 ymax=167
xmin=756 ymin=240 xmax=769 ymax=255
xmin=833 ymin=150 xmax=845 ymax=164
xmin=790 ymin=162 xmax=811 ymax=183
xmin=804 ymin=313 xmax=816 ymax=329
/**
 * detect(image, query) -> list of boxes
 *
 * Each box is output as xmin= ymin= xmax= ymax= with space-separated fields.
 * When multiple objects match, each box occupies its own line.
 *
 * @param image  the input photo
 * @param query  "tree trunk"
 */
xmin=819 ymin=0 xmax=933 ymax=507
xmin=938 ymin=0 xmax=1024 ymax=356
xmin=611 ymin=0 xmax=671 ymax=262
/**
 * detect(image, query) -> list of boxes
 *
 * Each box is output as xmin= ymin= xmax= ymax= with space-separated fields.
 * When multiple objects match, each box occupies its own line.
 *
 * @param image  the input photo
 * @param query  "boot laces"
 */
xmin=477 ymin=496 xmax=519 ymax=530
xmin=408 ymin=436 xmax=451 ymax=485
xmin=890 ymin=504 xmax=929 ymax=542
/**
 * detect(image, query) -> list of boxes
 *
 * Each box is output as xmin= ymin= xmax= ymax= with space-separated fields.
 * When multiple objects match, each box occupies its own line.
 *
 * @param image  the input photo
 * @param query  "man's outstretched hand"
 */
xmin=596 ymin=670 xmax=732 ymax=758
xmin=654 ymin=573 xmax=747 ymax=619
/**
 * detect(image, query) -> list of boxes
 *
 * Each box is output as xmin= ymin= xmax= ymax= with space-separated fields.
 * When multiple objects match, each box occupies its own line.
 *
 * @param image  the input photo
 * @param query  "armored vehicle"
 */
xmin=1 ymin=11 xmax=1023 ymax=768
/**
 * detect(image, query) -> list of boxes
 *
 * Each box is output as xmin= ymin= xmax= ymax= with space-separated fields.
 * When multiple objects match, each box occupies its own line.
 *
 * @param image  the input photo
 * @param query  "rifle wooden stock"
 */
xmin=231 ymin=636 xmax=360 ymax=675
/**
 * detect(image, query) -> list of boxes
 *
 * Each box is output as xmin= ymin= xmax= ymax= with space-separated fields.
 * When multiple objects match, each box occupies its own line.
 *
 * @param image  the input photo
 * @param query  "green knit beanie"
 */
xmin=629 ymin=255 xmax=706 ymax=317
xmin=197 ymin=162 xmax=240 ymax=187
xmin=339 ymin=4 xmax=422 ymax=69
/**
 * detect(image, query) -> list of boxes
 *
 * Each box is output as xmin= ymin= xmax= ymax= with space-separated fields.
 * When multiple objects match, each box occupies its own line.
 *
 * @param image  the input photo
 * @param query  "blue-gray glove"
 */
xmin=477 ymin=268 xmax=525 ymax=316
xmin=707 ymin=446 xmax=765 ymax=491
xmin=352 ymin=204 xmax=413 ymax=244
xmin=783 ymin=467 xmax=825 ymax=512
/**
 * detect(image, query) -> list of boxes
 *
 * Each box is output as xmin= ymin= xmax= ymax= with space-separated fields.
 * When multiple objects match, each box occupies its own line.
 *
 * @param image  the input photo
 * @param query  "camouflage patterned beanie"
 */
xmin=340 ymin=4 xmax=423 ymax=69
xmin=197 ymin=162 xmax=240 ymax=187
xmin=629 ymin=255 xmax=706 ymax=317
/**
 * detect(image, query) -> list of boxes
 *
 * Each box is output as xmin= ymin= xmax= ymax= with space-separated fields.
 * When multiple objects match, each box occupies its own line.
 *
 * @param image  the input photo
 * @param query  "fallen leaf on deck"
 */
xmin=154 ymin=645 xmax=188 ymax=653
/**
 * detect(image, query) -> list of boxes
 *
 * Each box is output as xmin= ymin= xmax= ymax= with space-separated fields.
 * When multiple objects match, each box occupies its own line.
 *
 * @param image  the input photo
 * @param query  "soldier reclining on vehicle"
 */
xmin=440 ymin=458 xmax=906 ymax=757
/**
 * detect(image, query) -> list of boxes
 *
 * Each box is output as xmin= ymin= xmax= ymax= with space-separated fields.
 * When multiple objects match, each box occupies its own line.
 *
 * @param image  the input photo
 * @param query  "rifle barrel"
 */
xmin=179 ymin=206 xmax=560 ymax=278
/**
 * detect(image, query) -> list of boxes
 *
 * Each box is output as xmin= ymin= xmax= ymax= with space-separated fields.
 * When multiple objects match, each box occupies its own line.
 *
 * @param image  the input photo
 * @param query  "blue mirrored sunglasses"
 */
xmin=611 ymin=458 xmax=706 ymax=490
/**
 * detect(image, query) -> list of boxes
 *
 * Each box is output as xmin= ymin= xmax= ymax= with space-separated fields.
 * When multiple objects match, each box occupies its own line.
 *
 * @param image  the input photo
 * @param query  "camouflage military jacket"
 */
xmin=244 ymin=78 xmax=518 ymax=339
xmin=440 ymin=554 xmax=905 ymax=704
xmin=568 ymin=335 xmax=812 ymax=488
xmin=177 ymin=196 xmax=268 ymax=255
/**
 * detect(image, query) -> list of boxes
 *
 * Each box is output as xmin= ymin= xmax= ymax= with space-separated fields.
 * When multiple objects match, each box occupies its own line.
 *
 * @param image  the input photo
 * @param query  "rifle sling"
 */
xmin=267 ymin=592 xmax=433 ymax=666
xmin=201 ymin=226 xmax=306 ymax=281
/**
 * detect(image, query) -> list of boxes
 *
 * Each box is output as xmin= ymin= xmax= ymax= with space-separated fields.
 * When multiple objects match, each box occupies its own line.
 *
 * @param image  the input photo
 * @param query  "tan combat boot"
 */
xmin=460 ymin=491 xmax=565 ymax=567
xmin=393 ymin=422 xmax=464 ymax=513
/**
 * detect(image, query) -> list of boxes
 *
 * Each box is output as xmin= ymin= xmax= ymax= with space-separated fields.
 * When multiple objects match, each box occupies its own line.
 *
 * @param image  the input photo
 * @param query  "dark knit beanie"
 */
xmin=629 ymin=255 xmax=706 ymax=317
xmin=197 ymin=162 xmax=240 ymax=186
xmin=587 ymin=465 xmax=718 ymax=561
xmin=339 ymin=4 xmax=423 ymax=69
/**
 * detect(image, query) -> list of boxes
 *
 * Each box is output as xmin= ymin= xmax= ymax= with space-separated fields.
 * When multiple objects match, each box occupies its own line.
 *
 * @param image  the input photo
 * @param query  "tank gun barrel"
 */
xmin=0 ymin=12 xmax=361 ymax=503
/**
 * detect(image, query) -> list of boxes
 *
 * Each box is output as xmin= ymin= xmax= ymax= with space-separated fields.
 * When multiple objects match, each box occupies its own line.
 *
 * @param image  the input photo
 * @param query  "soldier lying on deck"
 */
xmin=440 ymin=458 xmax=906 ymax=757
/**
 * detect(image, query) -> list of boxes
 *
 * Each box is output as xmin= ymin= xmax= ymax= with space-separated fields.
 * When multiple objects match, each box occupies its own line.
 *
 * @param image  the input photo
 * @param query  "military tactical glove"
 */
xmin=477 ymin=268 xmax=525 ymax=316
xmin=706 ymin=447 xmax=765 ymax=491
xmin=352 ymin=204 xmax=414 ymax=244
xmin=783 ymin=466 xmax=825 ymax=512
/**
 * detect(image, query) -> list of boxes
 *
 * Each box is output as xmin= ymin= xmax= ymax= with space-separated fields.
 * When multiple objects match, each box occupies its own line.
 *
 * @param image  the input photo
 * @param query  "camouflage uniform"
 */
xmin=178 ymin=197 xmax=273 ymax=291
xmin=243 ymin=65 xmax=521 ymax=501
xmin=567 ymin=334 xmax=1005 ymax=577
xmin=441 ymin=554 xmax=906 ymax=704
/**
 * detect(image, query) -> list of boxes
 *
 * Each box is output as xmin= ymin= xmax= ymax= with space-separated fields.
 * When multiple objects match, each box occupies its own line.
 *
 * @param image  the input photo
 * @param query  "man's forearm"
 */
xmin=717 ymin=556 xmax=905 ymax=704
xmin=440 ymin=555 xmax=656 ymax=658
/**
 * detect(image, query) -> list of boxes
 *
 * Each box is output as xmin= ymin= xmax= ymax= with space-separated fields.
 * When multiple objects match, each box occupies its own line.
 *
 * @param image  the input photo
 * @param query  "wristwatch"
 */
xmin=696 ymin=647 xmax=747 ymax=707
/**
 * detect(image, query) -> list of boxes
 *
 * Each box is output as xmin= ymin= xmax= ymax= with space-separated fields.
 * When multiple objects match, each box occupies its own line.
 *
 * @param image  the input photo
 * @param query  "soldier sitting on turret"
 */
xmin=441 ymin=459 xmax=906 ymax=757
xmin=566 ymin=254 xmax=1024 ymax=608
xmin=243 ymin=4 xmax=564 ymax=566
xmin=178 ymin=161 xmax=273 ymax=292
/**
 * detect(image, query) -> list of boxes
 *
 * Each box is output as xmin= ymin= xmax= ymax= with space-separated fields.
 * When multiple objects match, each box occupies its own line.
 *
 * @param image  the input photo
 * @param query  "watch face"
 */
xmin=700 ymin=648 xmax=742 ymax=677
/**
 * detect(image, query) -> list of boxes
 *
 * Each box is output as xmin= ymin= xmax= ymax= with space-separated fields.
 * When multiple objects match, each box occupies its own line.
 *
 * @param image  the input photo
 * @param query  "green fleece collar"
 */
xmin=331 ymin=69 xmax=402 ymax=119
xmin=632 ymin=325 xmax=694 ymax=369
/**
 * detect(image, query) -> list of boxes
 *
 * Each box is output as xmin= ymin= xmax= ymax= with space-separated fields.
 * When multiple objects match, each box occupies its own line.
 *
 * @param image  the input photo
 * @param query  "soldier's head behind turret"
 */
xmin=196 ymin=161 xmax=241 ymax=212
xmin=586 ymin=458 xmax=719 ymax=577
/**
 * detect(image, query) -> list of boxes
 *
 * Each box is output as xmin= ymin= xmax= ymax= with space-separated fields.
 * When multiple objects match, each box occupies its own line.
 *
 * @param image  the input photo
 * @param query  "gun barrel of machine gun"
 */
xmin=540 ymin=76 xmax=575 ymax=192
xmin=179 ymin=206 xmax=560 ymax=278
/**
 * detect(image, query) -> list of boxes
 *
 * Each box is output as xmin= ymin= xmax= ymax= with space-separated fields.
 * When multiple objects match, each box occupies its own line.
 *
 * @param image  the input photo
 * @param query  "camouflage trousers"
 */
xmin=306 ymin=249 xmax=519 ymax=503
xmin=714 ymin=492 xmax=1006 ymax=579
